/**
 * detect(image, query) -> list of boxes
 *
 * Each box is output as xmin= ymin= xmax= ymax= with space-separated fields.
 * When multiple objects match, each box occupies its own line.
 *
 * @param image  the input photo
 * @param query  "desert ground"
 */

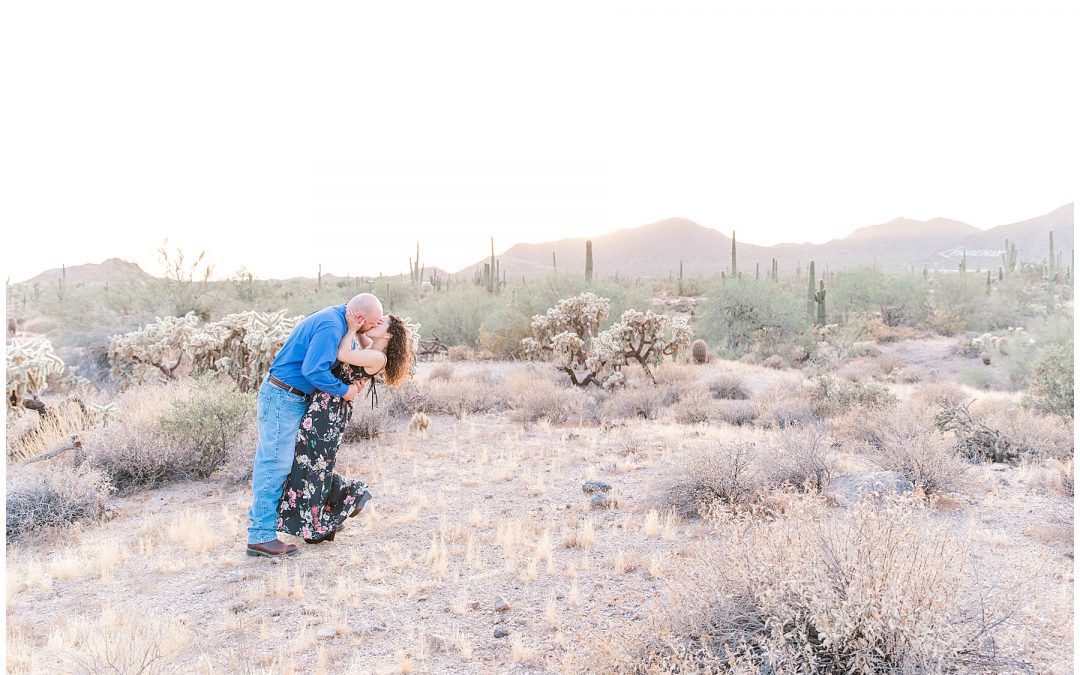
xmin=5 ymin=339 xmax=1074 ymax=674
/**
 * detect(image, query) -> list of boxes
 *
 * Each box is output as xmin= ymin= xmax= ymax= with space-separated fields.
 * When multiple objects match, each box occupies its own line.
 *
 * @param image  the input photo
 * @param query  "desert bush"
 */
xmin=6 ymin=466 xmax=110 ymax=542
xmin=876 ymin=415 xmax=967 ymax=495
xmin=602 ymin=386 xmax=672 ymax=421
xmin=767 ymin=426 xmax=835 ymax=493
xmin=82 ymin=381 xmax=254 ymax=494
xmin=754 ymin=386 xmax=816 ymax=429
xmin=382 ymin=373 xmax=510 ymax=419
xmin=447 ymin=345 xmax=473 ymax=361
xmin=381 ymin=381 xmax=432 ymax=417
xmin=157 ymin=377 xmax=256 ymax=478
xmin=829 ymin=267 xmax=930 ymax=327
xmin=674 ymin=441 xmax=765 ymax=514
xmin=714 ymin=400 xmax=758 ymax=426
xmin=805 ymin=374 xmax=897 ymax=418
xmin=1023 ymin=342 xmax=1073 ymax=418
xmin=509 ymin=378 xmax=597 ymax=425
xmin=615 ymin=495 xmax=1013 ymax=673
xmin=669 ymin=391 xmax=717 ymax=425
xmin=343 ymin=404 xmax=391 ymax=442
xmin=705 ymin=372 xmax=748 ymax=400
xmin=695 ymin=278 xmax=809 ymax=360
xmin=428 ymin=363 xmax=455 ymax=382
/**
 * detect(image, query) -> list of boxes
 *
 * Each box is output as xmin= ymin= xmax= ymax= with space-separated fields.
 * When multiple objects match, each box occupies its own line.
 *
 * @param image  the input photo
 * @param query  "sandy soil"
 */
xmin=5 ymin=355 xmax=1074 ymax=674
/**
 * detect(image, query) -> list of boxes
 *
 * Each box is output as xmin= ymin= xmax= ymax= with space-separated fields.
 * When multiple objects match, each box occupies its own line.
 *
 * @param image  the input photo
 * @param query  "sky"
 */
xmin=1 ymin=0 xmax=1076 ymax=283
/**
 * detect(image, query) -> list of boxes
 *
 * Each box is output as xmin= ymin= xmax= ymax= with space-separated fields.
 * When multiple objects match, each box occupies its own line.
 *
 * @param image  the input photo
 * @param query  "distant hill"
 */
xmin=20 ymin=258 xmax=154 ymax=286
xmin=920 ymin=203 xmax=1074 ymax=271
xmin=452 ymin=205 xmax=1072 ymax=279
xmin=453 ymin=218 xmax=767 ymax=280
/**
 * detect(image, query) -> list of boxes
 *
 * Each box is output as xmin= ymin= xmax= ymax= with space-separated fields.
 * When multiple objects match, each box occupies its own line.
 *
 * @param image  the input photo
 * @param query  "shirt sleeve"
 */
xmin=301 ymin=322 xmax=350 ymax=397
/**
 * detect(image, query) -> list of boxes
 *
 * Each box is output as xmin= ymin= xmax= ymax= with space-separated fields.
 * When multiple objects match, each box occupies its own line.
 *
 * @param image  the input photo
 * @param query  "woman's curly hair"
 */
xmin=383 ymin=314 xmax=413 ymax=386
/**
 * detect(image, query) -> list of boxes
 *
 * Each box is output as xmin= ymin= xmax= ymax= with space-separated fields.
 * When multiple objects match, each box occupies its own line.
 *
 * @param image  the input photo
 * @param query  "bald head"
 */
xmin=347 ymin=293 xmax=383 ymax=332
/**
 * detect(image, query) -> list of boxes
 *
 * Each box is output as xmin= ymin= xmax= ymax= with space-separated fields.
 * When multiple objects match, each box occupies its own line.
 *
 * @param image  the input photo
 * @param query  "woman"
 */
xmin=276 ymin=313 xmax=413 ymax=544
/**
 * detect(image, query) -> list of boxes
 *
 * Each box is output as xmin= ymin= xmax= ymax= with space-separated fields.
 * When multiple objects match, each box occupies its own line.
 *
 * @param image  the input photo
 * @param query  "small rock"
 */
xmin=316 ymin=627 xmax=337 ymax=639
xmin=467 ymin=600 xmax=481 ymax=611
xmin=582 ymin=480 xmax=612 ymax=494
xmin=225 ymin=571 xmax=243 ymax=583
xmin=429 ymin=634 xmax=450 ymax=653
xmin=191 ymin=585 xmax=208 ymax=594
xmin=494 ymin=596 xmax=511 ymax=612
xmin=990 ymin=463 xmax=1010 ymax=472
xmin=494 ymin=627 xmax=510 ymax=639
xmin=827 ymin=471 xmax=914 ymax=507
xmin=270 ymin=609 xmax=281 ymax=617
xmin=590 ymin=493 xmax=612 ymax=509
xmin=229 ymin=602 xmax=248 ymax=613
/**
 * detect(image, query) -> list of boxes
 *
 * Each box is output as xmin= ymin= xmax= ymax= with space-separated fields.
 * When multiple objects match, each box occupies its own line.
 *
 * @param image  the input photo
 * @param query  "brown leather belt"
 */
xmin=268 ymin=374 xmax=310 ymax=398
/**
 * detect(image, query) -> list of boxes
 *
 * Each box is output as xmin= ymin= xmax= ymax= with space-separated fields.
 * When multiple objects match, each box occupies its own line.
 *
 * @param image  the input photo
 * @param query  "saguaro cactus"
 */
xmin=730 ymin=231 xmax=737 ymax=277
xmin=815 ymin=278 xmax=827 ymax=326
xmin=807 ymin=261 xmax=816 ymax=324
xmin=585 ymin=240 xmax=594 ymax=283
xmin=1048 ymin=231 xmax=1056 ymax=283
xmin=678 ymin=260 xmax=683 ymax=295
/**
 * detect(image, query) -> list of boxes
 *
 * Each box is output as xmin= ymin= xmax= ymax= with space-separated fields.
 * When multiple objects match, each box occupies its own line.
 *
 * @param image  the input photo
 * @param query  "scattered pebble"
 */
xmin=494 ymin=627 xmax=509 ymax=639
xmin=494 ymin=596 xmax=511 ymax=612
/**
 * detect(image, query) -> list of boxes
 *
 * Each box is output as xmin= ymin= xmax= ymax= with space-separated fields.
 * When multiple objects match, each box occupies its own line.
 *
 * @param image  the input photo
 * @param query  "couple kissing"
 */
xmin=245 ymin=293 xmax=413 ymax=558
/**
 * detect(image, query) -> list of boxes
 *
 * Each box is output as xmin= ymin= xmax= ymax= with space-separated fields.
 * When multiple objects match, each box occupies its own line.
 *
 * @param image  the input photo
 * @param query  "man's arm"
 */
xmin=301 ymin=323 xmax=351 ymax=397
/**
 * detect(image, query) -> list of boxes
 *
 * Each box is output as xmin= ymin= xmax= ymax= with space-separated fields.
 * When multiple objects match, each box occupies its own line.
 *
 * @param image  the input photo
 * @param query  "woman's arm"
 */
xmin=337 ymin=346 xmax=387 ymax=371
xmin=336 ymin=328 xmax=357 ymax=362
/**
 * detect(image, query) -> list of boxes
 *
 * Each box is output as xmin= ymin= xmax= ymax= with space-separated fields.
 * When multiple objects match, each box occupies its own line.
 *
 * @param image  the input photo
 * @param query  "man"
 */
xmin=246 ymin=293 xmax=383 ymax=557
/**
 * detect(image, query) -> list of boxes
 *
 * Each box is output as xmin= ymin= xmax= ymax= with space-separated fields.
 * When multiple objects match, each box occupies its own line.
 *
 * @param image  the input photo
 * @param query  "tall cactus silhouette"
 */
xmin=807 ymin=260 xmax=816 ymax=324
xmin=815 ymin=279 xmax=827 ymax=326
xmin=1048 ymin=231 xmax=1055 ymax=283
xmin=730 ymin=231 xmax=737 ymax=277
xmin=585 ymin=240 xmax=594 ymax=283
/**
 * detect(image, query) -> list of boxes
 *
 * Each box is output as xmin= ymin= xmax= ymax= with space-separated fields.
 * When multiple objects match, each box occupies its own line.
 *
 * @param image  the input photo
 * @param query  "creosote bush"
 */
xmin=1024 ymin=342 xmax=1073 ymax=418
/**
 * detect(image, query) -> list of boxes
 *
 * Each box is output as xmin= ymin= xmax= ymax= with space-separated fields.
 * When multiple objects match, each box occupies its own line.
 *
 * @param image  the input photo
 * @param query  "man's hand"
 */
xmin=346 ymin=310 xmax=362 ymax=334
xmin=342 ymin=382 xmax=360 ymax=402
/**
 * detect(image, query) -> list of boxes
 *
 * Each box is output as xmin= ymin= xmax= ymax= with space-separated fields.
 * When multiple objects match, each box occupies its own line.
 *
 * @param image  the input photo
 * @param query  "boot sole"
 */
xmin=246 ymin=547 xmax=300 ymax=558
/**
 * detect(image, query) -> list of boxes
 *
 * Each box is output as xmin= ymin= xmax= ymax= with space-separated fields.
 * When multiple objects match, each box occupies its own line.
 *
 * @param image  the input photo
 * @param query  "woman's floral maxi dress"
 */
xmin=277 ymin=362 xmax=373 ymax=541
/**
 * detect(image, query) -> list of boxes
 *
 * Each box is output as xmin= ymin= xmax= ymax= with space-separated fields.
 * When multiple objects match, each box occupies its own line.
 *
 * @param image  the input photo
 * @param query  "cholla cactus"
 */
xmin=109 ymin=313 xmax=202 ymax=382
xmin=188 ymin=310 xmax=302 ymax=390
xmin=6 ymin=337 xmax=65 ymax=410
xmin=602 ymin=310 xmax=693 ymax=384
xmin=523 ymin=293 xmax=692 ymax=387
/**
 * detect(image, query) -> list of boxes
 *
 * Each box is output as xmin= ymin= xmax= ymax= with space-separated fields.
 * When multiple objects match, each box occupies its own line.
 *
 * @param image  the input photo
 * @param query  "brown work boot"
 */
xmin=246 ymin=539 xmax=300 ymax=558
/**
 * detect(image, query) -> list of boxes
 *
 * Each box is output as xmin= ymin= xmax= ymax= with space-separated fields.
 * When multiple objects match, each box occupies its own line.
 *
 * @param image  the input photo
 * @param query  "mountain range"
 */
xmin=15 ymin=203 xmax=1073 ymax=285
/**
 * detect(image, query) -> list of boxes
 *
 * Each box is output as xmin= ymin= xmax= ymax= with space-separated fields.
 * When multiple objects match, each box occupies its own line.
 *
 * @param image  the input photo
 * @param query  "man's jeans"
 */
xmin=247 ymin=377 xmax=310 ymax=545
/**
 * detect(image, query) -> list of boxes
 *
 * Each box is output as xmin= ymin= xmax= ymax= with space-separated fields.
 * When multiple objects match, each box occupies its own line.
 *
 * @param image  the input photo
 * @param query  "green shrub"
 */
xmin=695 ymin=278 xmax=810 ymax=359
xmin=1024 ymin=343 xmax=1074 ymax=418
xmin=158 ymin=377 xmax=256 ymax=478
xmin=829 ymin=267 xmax=929 ymax=326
